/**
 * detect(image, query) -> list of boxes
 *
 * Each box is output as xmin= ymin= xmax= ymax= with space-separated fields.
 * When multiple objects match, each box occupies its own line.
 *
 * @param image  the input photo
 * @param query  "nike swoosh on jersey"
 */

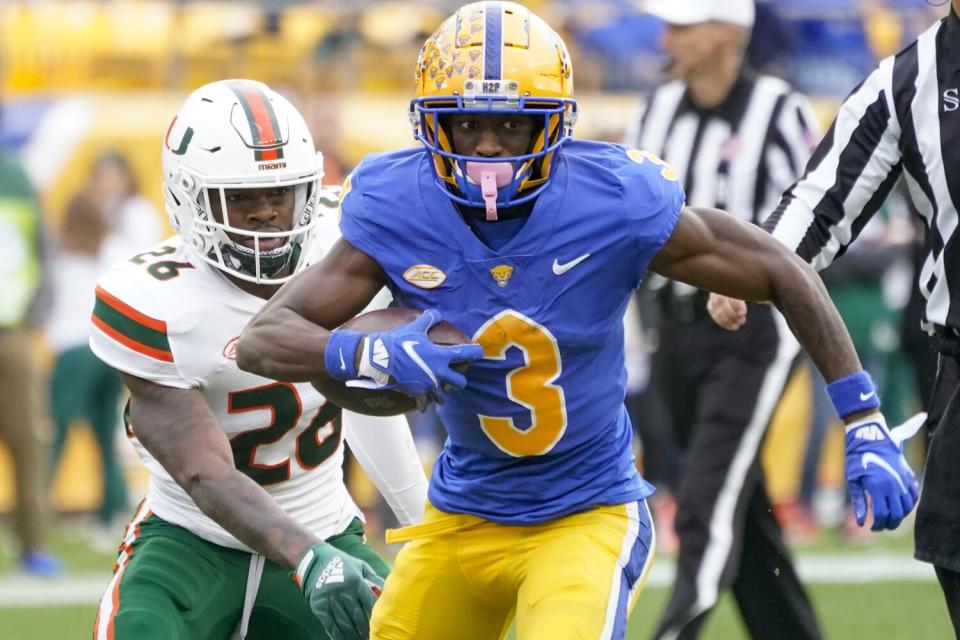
xmin=861 ymin=452 xmax=907 ymax=493
xmin=401 ymin=340 xmax=438 ymax=385
xmin=552 ymin=253 xmax=591 ymax=275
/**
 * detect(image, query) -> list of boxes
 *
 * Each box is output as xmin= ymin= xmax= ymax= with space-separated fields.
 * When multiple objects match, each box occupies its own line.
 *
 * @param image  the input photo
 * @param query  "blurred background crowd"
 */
xmin=0 ymin=0 xmax=942 ymax=576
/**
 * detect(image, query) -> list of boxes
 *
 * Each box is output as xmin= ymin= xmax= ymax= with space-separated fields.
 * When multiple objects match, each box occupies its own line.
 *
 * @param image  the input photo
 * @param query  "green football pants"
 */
xmin=95 ymin=512 xmax=389 ymax=639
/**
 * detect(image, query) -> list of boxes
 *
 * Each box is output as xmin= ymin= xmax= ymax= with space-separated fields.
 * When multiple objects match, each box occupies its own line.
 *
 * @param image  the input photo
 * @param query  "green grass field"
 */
xmin=1 ymin=581 xmax=949 ymax=639
xmin=0 ymin=523 xmax=951 ymax=639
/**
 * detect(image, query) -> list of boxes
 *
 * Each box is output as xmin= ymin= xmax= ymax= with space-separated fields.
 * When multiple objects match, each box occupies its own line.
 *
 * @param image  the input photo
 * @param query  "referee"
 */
xmin=708 ymin=0 xmax=960 ymax=633
xmin=625 ymin=1 xmax=823 ymax=638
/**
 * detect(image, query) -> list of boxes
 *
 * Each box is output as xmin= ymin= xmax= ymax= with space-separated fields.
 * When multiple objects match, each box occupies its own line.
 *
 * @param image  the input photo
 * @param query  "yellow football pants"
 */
xmin=370 ymin=500 xmax=654 ymax=640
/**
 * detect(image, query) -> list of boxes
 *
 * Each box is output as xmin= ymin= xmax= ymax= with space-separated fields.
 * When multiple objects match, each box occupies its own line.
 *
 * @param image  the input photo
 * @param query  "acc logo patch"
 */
xmin=490 ymin=264 xmax=514 ymax=288
xmin=403 ymin=264 xmax=447 ymax=289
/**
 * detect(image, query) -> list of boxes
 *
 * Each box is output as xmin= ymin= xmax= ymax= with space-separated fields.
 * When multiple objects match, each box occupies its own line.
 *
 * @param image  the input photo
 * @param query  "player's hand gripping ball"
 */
xmin=313 ymin=308 xmax=477 ymax=416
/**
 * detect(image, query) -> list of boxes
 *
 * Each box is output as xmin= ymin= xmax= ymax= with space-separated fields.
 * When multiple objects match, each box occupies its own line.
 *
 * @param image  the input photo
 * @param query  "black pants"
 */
xmin=916 ymin=346 xmax=960 ymax=637
xmin=935 ymin=566 xmax=960 ymax=638
xmin=650 ymin=303 xmax=821 ymax=640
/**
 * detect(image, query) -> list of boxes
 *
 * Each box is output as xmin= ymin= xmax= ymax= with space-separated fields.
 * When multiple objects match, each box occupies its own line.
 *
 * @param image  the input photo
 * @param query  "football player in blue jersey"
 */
xmin=237 ymin=3 xmax=919 ymax=639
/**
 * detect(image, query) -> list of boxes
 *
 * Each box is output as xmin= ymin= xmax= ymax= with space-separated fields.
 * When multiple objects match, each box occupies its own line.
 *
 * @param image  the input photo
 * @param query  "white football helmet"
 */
xmin=162 ymin=79 xmax=323 ymax=284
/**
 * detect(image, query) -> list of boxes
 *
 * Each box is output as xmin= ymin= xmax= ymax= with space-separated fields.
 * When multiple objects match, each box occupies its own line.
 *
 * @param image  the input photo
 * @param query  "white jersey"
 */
xmin=90 ymin=201 xmax=364 ymax=550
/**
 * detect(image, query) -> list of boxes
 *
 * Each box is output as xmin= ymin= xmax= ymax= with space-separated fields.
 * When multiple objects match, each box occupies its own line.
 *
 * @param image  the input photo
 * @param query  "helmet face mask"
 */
xmin=410 ymin=2 xmax=577 ymax=215
xmin=200 ymin=181 xmax=315 ymax=281
xmin=162 ymin=79 xmax=323 ymax=284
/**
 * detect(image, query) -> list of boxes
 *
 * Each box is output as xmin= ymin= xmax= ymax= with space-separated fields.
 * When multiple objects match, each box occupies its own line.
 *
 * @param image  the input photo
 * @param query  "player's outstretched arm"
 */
xmin=123 ymin=372 xmax=382 ymax=639
xmin=649 ymin=206 xmax=919 ymax=530
xmin=650 ymin=206 xmax=858 ymax=379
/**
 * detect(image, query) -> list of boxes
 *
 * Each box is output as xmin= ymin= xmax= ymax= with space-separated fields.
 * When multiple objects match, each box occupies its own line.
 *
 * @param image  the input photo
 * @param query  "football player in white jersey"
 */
xmin=90 ymin=79 xmax=427 ymax=640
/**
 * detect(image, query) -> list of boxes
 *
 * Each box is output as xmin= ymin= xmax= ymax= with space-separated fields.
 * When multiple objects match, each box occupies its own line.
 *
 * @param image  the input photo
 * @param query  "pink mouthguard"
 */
xmin=466 ymin=162 xmax=513 ymax=221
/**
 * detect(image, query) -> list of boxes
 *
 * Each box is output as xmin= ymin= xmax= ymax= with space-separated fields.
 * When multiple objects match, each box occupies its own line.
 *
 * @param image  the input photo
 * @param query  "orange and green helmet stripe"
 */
xmin=92 ymin=286 xmax=173 ymax=363
xmin=227 ymin=80 xmax=284 ymax=162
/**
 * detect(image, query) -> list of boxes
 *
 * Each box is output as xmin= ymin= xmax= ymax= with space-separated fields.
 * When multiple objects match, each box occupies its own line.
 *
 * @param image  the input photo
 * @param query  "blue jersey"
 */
xmin=339 ymin=140 xmax=685 ymax=524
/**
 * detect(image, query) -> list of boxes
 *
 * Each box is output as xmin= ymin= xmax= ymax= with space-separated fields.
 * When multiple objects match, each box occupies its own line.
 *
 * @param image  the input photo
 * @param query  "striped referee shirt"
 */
xmin=764 ymin=9 xmax=960 ymax=332
xmin=624 ymin=71 xmax=819 ymax=298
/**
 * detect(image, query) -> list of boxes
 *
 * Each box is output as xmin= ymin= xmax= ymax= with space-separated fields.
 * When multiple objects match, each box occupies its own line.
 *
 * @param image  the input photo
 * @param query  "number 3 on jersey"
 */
xmin=474 ymin=310 xmax=567 ymax=457
xmin=626 ymin=148 xmax=678 ymax=181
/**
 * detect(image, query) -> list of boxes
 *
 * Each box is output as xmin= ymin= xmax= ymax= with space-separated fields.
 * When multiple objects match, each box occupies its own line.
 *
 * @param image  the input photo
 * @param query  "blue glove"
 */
xmin=294 ymin=543 xmax=384 ymax=640
xmin=844 ymin=412 xmax=923 ymax=531
xmin=355 ymin=309 xmax=484 ymax=398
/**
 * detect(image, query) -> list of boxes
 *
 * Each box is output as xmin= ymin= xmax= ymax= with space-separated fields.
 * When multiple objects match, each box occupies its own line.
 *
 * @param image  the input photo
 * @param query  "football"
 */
xmin=312 ymin=308 xmax=473 ymax=416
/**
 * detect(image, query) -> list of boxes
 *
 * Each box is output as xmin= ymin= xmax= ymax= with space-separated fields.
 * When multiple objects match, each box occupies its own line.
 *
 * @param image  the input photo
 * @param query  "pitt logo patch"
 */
xmin=403 ymin=264 xmax=447 ymax=289
xmin=490 ymin=264 xmax=514 ymax=287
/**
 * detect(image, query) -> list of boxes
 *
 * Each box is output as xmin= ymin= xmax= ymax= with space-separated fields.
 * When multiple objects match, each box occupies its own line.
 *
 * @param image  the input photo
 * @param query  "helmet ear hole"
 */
xmin=175 ymin=171 xmax=196 ymax=195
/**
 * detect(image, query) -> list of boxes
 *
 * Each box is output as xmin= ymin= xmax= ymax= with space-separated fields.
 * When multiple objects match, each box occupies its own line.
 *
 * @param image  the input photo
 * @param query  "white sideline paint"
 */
xmin=0 ymin=554 xmax=936 ymax=608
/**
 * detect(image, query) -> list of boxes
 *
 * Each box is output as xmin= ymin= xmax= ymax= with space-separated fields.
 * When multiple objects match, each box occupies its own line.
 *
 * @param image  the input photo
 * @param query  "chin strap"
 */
xmin=466 ymin=161 xmax=513 ymax=221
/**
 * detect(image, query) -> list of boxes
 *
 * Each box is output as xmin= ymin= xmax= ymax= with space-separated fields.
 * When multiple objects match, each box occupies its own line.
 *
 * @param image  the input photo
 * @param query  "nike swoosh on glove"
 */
xmin=356 ymin=309 xmax=484 ymax=398
xmin=294 ymin=543 xmax=384 ymax=640
xmin=844 ymin=412 xmax=923 ymax=531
